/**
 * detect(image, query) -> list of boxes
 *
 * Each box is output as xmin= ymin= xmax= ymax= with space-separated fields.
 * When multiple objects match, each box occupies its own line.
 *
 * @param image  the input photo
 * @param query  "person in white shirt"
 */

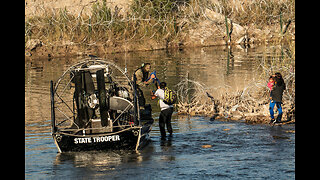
xmin=151 ymin=82 xmax=173 ymax=139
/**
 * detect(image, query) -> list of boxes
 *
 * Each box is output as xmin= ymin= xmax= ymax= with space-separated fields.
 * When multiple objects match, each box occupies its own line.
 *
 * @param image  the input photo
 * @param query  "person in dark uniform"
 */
xmin=269 ymin=72 xmax=286 ymax=124
xmin=133 ymin=63 xmax=155 ymax=107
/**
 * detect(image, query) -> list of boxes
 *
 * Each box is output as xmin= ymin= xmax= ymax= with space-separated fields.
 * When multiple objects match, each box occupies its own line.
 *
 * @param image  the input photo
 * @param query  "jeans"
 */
xmin=269 ymin=100 xmax=283 ymax=122
xmin=159 ymin=107 xmax=173 ymax=138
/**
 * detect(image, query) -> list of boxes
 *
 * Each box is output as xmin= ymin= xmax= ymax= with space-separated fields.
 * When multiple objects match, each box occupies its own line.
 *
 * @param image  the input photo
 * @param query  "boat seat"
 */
xmin=109 ymin=96 xmax=133 ymax=112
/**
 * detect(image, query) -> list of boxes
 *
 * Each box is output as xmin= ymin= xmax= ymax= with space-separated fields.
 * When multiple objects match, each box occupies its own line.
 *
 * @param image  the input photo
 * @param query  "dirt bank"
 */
xmin=25 ymin=21 xmax=294 ymax=60
xmin=25 ymin=0 xmax=295 ymax=59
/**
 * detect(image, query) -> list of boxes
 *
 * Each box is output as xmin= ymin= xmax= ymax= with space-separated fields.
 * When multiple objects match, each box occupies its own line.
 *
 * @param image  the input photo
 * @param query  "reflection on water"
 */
xmin=55 ymin=151 xmax=143 ymax=167
xmin=25 ymin=45 xmax=294 ymax=179
xmin=25 ymin=45 xmax=290 ymax=124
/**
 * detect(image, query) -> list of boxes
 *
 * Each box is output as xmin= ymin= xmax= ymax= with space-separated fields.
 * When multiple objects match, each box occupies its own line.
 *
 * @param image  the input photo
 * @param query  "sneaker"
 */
xmin=269 ymin=118 xmax=275 ymax=125
xmin=272 ymin=119 xmax=277 ymax=124
xmin=275 ymin=119 xmax=281 ymax=123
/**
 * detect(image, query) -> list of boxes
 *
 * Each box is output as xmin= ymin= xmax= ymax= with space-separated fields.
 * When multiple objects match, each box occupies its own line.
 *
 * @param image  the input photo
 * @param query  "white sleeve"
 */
xmin=154 ymin=89 xmax=164 ymax=100
xmin=154 ymin=89 xmax=160 ymax=97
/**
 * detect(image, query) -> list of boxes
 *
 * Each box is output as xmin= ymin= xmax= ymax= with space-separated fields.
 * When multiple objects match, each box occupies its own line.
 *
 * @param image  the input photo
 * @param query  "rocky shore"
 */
xmin=176 ymin=77 xmax=295 ymax=125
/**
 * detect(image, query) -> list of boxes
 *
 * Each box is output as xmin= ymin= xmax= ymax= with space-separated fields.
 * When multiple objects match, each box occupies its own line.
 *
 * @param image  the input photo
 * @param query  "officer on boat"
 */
xmin=133 ymin=63 xmax=155 ymax=107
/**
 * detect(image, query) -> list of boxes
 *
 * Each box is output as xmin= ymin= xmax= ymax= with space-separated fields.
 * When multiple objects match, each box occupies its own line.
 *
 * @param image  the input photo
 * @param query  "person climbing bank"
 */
xmin=269 ymin=72 xmax=286 ymax=124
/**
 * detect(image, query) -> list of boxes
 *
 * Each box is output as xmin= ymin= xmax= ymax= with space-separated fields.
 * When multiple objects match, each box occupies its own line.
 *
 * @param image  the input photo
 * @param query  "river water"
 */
xmin=25 ymin=45 xmax=295 ymax=179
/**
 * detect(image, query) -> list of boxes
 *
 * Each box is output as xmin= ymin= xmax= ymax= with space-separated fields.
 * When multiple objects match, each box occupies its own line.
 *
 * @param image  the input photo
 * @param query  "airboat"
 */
xmin=50 ymin=58 xmax=154 ymax=152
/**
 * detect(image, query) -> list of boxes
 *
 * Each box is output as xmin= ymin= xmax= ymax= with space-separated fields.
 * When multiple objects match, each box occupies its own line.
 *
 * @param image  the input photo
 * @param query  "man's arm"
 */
xmin=151 ymin=89 xmax=159 ymax=100
xmin=144 ymin=74 xmax=155 ymax=85
xmin=135 ymin=70 xmax=155 ymax=87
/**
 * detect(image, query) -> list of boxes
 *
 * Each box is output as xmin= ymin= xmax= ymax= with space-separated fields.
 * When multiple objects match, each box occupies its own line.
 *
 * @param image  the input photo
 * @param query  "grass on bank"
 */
xmin=25 ymin=0 xmax=295 ymax=47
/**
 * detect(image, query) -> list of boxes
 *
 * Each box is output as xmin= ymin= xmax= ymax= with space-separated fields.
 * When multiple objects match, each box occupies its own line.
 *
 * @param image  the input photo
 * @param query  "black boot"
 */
xmin=276 ymin=113 xmax=283 ymax=123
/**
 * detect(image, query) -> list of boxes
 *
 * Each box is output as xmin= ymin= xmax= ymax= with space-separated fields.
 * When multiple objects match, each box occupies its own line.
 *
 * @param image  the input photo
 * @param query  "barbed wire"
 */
xmin=25 ymin=0 xmax=295 ymax=47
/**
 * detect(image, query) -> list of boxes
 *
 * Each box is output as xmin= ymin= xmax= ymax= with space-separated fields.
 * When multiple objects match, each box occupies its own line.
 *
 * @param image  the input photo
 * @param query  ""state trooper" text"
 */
xmin=74 ymin=135 xmax=120 ymax=144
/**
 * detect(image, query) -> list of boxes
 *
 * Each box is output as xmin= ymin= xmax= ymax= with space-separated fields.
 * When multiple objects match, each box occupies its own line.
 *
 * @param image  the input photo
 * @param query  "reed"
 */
xmin=210 ymin=0 xmax=294 ymax=28
xmin=25 ymin=0 xmax=295 ymax=49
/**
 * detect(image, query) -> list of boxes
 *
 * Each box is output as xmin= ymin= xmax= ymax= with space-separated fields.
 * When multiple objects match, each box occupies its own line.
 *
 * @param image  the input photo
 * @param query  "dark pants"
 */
xmin=136 ymin=86 xmax=145 ymax=107
xmin=159 ymin=107 xmax=173 ymax=138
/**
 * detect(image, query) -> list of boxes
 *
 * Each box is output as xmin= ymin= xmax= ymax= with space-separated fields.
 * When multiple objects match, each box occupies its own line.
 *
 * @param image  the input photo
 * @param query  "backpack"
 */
xmin=163 ymin=87 xmax=177 ymax=105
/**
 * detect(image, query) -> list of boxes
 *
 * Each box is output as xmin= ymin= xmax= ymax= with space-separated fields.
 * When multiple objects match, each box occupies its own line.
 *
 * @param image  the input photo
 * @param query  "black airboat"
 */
xmin=50 ymin=59 xmax=154 ymax=152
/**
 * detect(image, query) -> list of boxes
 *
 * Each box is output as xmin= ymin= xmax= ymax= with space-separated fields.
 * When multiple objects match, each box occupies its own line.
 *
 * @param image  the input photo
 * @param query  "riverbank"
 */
xmin=25 ymin=0 xmax=295 ymax=59
xmin=176 ymin=72 xmax=295 ymax=125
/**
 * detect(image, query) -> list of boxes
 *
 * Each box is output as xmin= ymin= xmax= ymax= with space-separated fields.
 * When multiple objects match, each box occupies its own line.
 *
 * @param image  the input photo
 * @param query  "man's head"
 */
xmin=142 ymin=63 xmax=151 ymax=72
xmin=275 ymin=72 xmax=282 ymax=79
xmin=160 ymin=82 xmax=167 ymax=89
xmin=274 ymin=72 xmax=284 ymax=86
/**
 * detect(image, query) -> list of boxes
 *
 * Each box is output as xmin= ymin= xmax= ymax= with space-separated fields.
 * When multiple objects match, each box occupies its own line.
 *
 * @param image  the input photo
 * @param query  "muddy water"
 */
xmin=25 ymin=45 xmax=295 ymax=179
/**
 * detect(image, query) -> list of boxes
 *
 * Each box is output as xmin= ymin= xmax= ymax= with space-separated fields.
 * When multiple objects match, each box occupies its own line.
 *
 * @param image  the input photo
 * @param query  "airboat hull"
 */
xmin=50 ymin=59 xmax=154 ymax=153
xmin=53 ymin=124 xmax=152 ymax=153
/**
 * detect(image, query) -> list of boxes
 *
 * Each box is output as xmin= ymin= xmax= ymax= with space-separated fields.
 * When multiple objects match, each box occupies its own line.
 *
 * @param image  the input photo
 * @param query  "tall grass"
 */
xmin=209 ymin=0 xmax=295 ymax=27
xmin=25 ymin=0 xmax=295 ymax=47
xmin=25 ymin=0 xmax=182 ymax=46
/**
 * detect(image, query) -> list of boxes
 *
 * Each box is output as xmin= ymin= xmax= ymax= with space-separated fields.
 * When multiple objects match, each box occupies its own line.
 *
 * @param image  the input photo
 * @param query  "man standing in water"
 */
xmin=151 ymin=82 xmax=174 ymax=140
xmin=269 ymin=72 xmax=286 ymax=124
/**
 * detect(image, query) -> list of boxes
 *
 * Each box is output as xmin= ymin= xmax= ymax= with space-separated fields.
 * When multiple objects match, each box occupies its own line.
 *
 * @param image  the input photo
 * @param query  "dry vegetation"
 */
xmin=176 ymin=44 xmax=295 ymax=124
xmin=25 ymin=0 xmax=295 ymax=56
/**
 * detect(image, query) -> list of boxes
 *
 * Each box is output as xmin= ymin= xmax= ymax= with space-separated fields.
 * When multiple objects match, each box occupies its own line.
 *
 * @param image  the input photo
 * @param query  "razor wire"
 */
xmin=25 ymin=0 xmax=295 ymax=47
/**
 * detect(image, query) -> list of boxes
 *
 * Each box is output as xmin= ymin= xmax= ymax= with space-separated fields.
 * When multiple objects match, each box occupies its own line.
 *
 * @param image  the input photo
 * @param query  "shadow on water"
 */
xmin=25 ymin=45 xmax=294 ymax=179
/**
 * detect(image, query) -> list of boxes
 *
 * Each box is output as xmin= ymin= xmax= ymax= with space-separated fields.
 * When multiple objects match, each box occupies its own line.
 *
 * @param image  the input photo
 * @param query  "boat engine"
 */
xmin=88 ymin=94 xmax=99 ymax=109
xmin=70 ymin=63 xmax=134 ymax=130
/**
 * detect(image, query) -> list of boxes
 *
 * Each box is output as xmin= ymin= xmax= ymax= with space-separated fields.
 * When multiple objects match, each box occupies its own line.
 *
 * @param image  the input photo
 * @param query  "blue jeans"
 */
xmin=269 ymin=100 xmax=283 ymax=121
